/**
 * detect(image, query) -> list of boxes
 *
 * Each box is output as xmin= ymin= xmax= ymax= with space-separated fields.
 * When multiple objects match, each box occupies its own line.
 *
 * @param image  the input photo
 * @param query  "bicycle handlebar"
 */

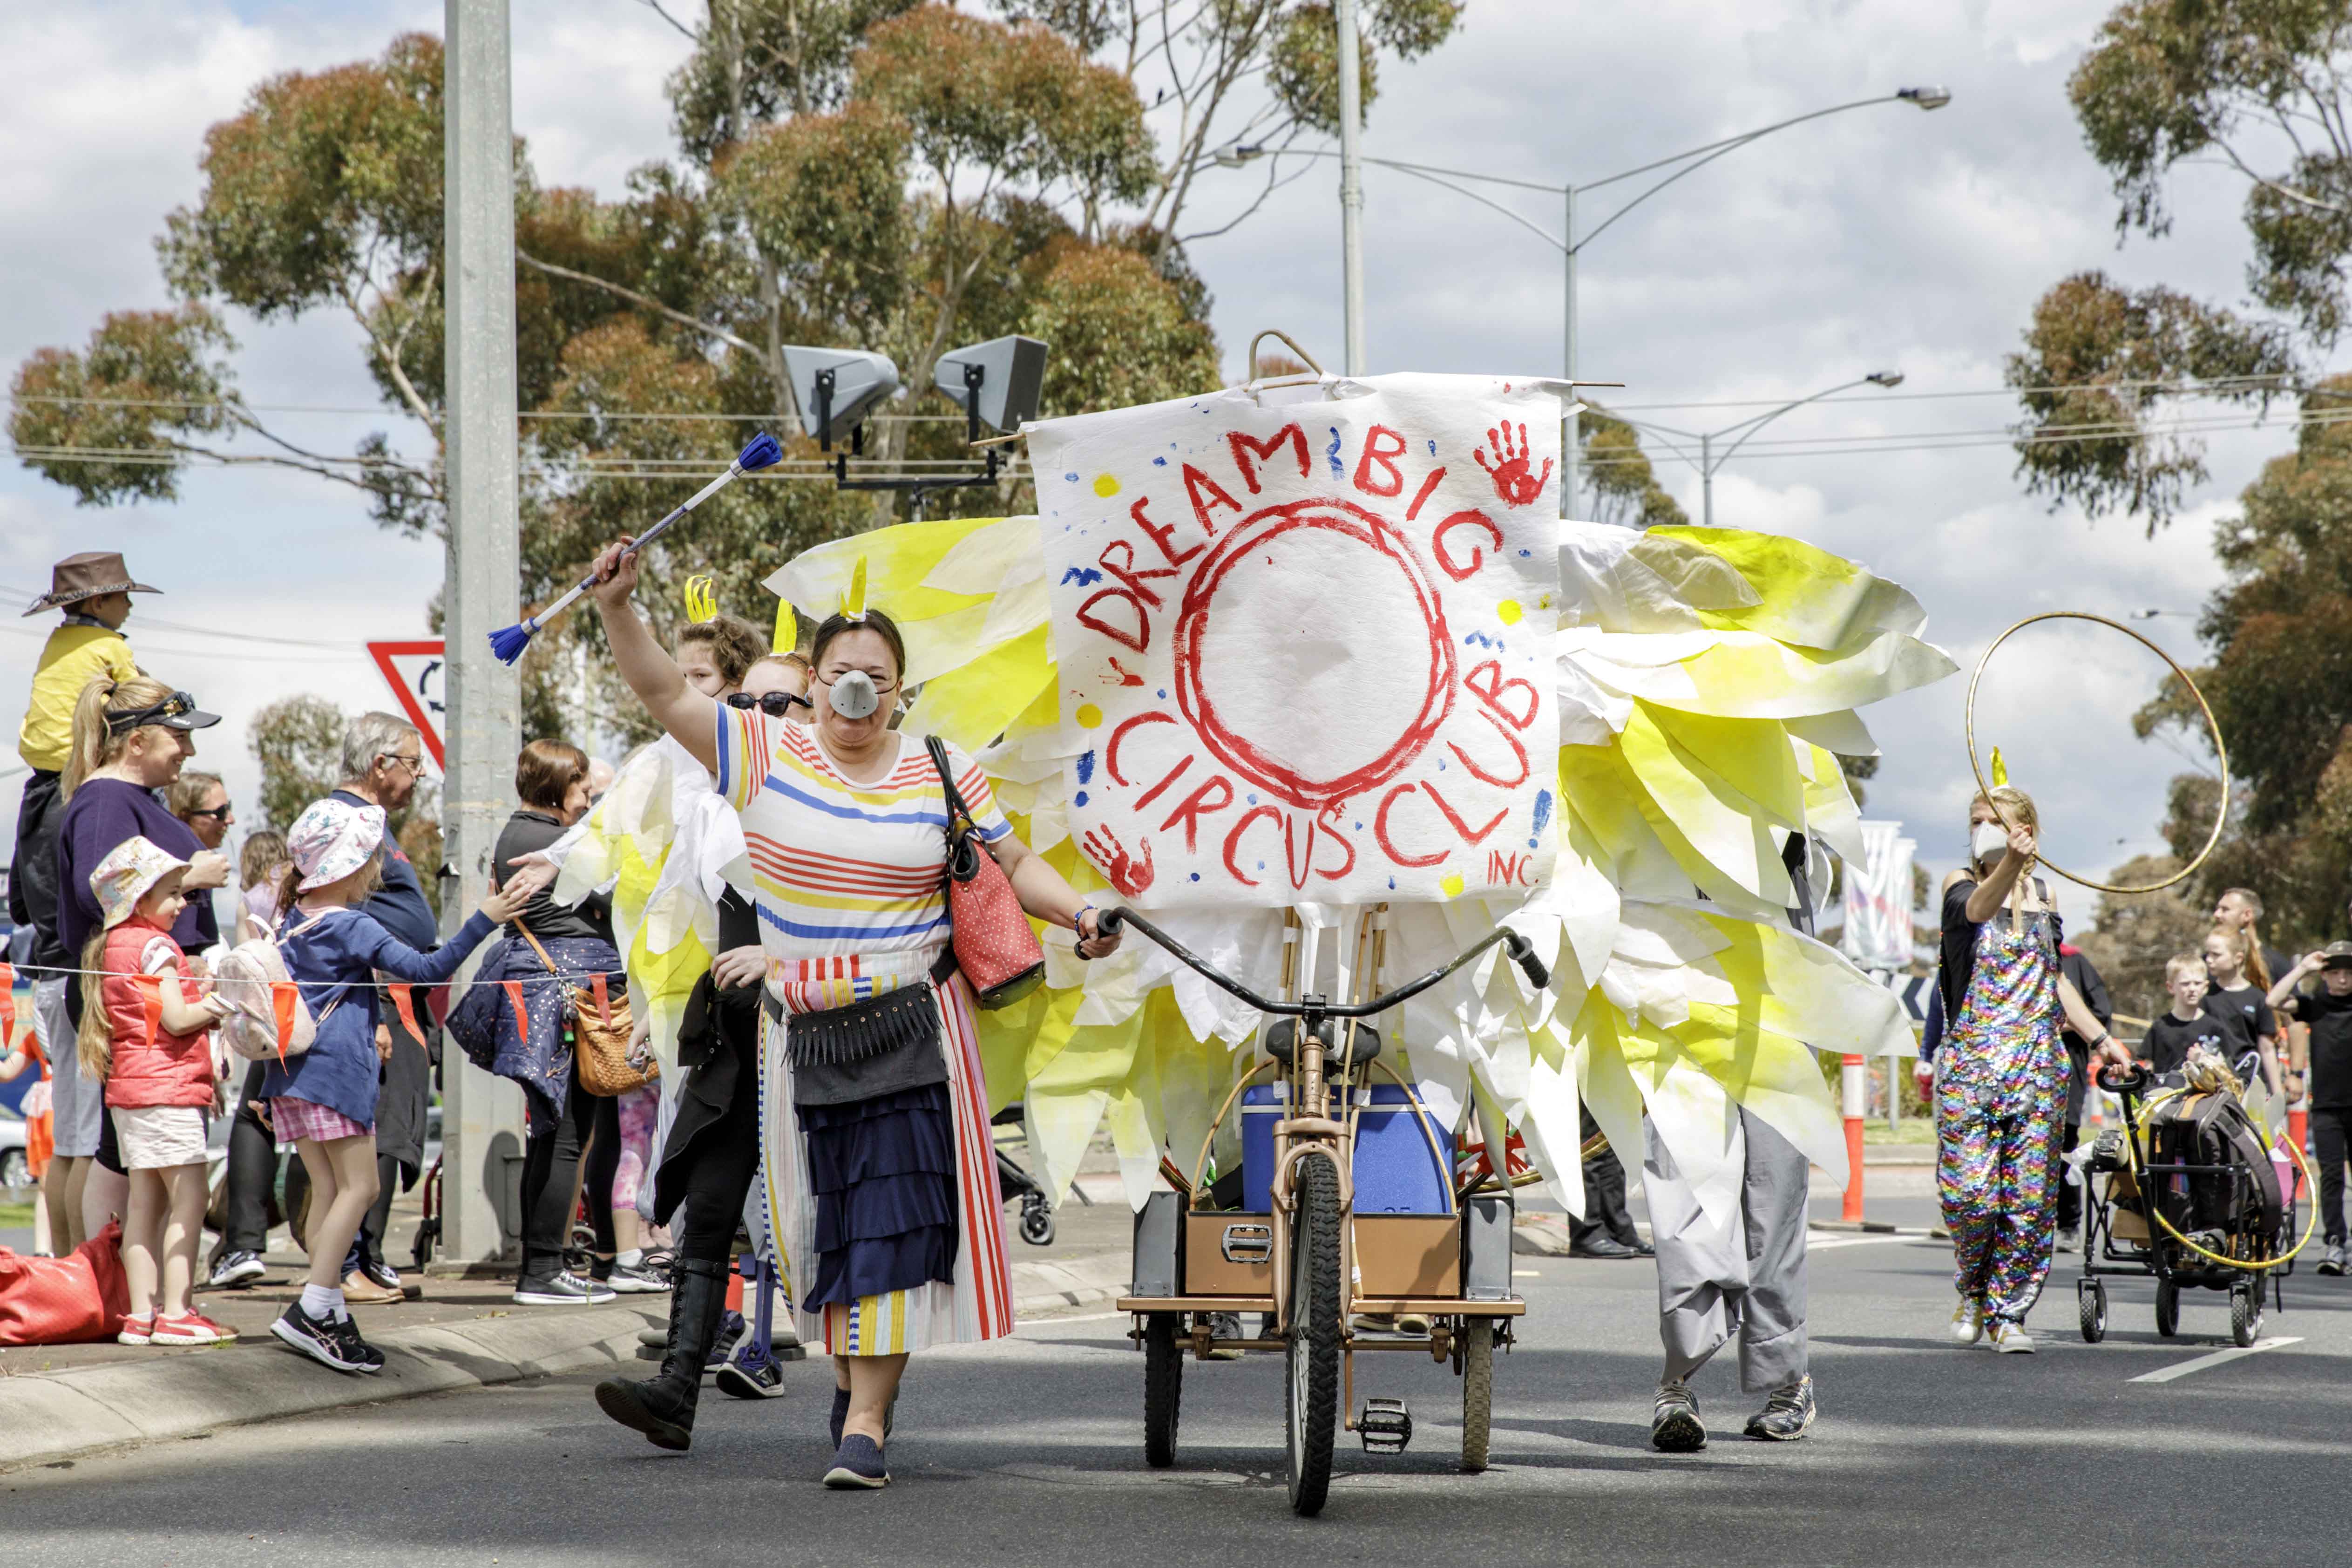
xmin=1095 ymin=906 xmax=1550 ymax=1018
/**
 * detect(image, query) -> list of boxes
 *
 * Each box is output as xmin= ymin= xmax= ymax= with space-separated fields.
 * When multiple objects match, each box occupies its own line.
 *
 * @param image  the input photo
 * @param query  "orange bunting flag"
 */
xmin=589 ymin=973 xmax=614 ymax=1027
xmin=0 ymin=962 xmax=14 ymax=1041
xmin=132 ymin=973 xmax=163 ymax=1047
xmin=388 ymin=984 xmax=426 ymax=1049
xmin=270 ymin=982 xmax=299 ymax=1061
xmin=501 ymin=980 xmax=528 ymax=1032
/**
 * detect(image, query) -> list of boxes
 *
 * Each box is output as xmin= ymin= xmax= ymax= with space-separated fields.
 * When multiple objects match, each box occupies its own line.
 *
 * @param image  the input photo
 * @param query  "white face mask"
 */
xmin=1970 ymin=821 xmax=2009 ymax=864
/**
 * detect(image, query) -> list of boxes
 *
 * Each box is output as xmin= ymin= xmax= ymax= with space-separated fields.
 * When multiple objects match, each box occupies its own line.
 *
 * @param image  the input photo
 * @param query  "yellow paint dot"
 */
xmin=1075 ymin=702 xmax=1103 ymax=729
xmin=1440 ymin=872 xmax=1465 ymax=898
xmin=1537 ymin=592 xmax=1553 ymax=610
xmin=1091 ymin=474 xmax=1120 ymax=498
xmin=1497 ymin=599 xmax=1522 ymax=626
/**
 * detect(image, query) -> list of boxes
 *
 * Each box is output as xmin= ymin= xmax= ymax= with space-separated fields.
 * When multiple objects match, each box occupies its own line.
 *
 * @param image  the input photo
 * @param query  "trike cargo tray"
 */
xmin=1182 ymin=1211 xmax=1462 ymax=1298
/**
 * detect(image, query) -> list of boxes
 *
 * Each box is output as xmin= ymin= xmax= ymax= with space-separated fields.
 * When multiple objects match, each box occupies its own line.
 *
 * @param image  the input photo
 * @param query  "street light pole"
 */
xmin=442 ymin=0 xmax=525 ymax=1268
xmin=1335 ymin=0 xmax=1368 ymax=375
xmin=1220 ymin=87 xmax=1948 ymax=517
xmin=1638 ymin=372 xmax=1905 ymax=526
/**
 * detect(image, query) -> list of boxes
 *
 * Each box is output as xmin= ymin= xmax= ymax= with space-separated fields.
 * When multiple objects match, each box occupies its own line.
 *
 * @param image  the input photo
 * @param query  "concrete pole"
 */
xmin=1335 ymin=0 xmax=1368 ymax=376
xmin=1561 ymin=187 xmax=1578 ymax=521
xmin=1700 ymin=430 xmax=1713 ymax=529
xmin=440 ymin=0 xmax=526 ymax=1269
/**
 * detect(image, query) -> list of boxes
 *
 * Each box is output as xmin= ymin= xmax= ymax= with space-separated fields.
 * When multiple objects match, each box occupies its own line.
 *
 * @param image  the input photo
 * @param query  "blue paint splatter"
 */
xmin=1353 ymin=821 xmax=1362 ymax=831
xmin=1325 ymin=427 xmax=1344 ymax=478
xmin=1157 ymin=689 xmax=1168 ymax=700
xmin=1437 ymin=757 xmax=1447 ymax=770
xmin=1152 ymin=455 xmax=1168 ymax=466
xmin=1074 ymin=790 xmax=1089 ymax=808
xmin=1246 ymin=793 xmax=1258 ymax=805
xmin=1257 ymin=862 xmax=1266 ymax=871
xmin=1190 ymin=872 xmax=1200 ymax=882
xmin=1387 ymin=876 xmax=1396 ymax=890
xmin=1464 ymin=630 xmax=1500 ymax=650
xmin=1060 ymin=566 xmax=1103 ymax=586
xmin=1518 ymin=548 xmax=1532 ymax=557
xmin=1076 ymin=750 xmax=1096 ymax=785
xmin=1532 ymin=788 xmax=1553 ymax=837
xmin=1064 ymin=472 xmax=1079 ymax=483
xmin=1426 ymin=440 xmax=1437 ymax=457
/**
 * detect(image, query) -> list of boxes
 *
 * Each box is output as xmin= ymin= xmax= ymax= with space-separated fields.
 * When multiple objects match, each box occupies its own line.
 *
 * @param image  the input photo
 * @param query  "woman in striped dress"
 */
xmin=587 ymin=538 xmax=1120 ymax=1489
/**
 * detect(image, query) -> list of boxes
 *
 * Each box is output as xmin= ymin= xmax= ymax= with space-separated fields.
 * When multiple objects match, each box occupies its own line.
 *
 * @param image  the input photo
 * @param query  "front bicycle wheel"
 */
xmin=1143 ymin=1312 xmax=1183 ymax=1468
xmin=1285 ymin=1153 xmax=1342 ymax=1517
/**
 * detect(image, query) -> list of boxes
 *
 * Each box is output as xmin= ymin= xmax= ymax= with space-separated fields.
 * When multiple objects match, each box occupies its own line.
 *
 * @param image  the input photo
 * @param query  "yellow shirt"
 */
xmin=17 ymin=623 xmax=139 ymax=772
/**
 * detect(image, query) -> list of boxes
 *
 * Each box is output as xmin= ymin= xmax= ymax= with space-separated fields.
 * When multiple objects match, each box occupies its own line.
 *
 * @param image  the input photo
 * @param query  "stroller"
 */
xmin=992 ymin=1105 xmax=1087 ymax=1246
xmin=2076 ymin=1061 xmax=2315 ymax=1347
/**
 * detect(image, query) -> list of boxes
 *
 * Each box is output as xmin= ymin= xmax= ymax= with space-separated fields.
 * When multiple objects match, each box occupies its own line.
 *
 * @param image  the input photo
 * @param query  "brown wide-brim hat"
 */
xmin=23 ymin=551 xmax=162 ymax=616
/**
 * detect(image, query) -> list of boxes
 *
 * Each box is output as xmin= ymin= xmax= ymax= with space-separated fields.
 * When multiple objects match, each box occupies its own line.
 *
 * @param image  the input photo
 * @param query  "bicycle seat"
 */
xmin=1264 ymin=1017 xmax=1382 ymax=1068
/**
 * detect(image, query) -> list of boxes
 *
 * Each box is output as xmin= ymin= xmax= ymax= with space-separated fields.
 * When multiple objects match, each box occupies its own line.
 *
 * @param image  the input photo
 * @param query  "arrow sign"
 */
xmin=1877 ymin=971 xmax=1928 ymax=1024
xmin=367 ymin=639 xmax=447 ymax=770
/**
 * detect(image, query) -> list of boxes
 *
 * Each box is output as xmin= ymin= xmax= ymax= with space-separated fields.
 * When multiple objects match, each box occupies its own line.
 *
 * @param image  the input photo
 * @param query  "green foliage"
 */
xmin=8 ymin=307 xmax=237 ymax=504
xmin=668 ymin=0 xmax=922 ymax=161
xmin=2078 ymin=853 xmax=2215 ymax=1022
xmin=1268 ymin=4 xmax=1376 ymax=137
xmin=248 ymin=694 xmax=351 ymax=831
xmin=1022 ymin=241 xmax=1222 ymax=414
xmin=2005 ymin=271 xmax=2291 ymax=531
xmin=1576 ymin=402 xmax=1689 ymax=529
xmin=717 ymin=101 xmax=912 ymax=332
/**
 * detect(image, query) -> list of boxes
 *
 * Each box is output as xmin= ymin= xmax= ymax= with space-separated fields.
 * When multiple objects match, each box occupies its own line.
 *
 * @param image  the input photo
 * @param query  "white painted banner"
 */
xmin=1028 ymin=373 xmax=1564 ymax=910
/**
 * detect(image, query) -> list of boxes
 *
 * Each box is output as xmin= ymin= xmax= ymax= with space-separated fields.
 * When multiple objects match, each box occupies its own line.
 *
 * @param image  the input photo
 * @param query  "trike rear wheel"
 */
xmin=2155 ymin=1276 xmax=2179 ymax=1338
xmin=1285 ymin=1153 xmax=1342 ymax=1517
xmin=1459 ymin=1318 xmax=1493 ymax=1473
xmin=1143 ymin=1312 xmax=1182 ymax=1467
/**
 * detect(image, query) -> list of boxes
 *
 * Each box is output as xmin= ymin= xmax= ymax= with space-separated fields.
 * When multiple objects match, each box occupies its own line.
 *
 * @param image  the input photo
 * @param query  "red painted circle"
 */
xmin=1171 ymin=499 xmax=1455 ymax=812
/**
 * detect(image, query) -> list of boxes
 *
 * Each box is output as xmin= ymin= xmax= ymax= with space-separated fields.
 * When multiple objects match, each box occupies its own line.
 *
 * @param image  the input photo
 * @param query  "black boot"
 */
xmin=594 ymin=1257 xmax=729 ymax=1451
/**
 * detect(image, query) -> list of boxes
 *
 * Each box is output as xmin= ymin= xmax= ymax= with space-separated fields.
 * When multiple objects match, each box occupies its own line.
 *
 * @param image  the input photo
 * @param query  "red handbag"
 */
xmin=0 ymin=1221 xmax=129 ymax=1345
xmin=927 ymin=735 xmax=1046 ymax=1008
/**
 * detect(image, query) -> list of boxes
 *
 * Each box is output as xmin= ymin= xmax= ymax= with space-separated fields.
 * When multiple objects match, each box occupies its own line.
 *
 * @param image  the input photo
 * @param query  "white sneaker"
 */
xmin=1987 ymin=1319 xmax=2035 ymax=1354
xmin=1949 ymin=1296 xmax=1984 ymax=1345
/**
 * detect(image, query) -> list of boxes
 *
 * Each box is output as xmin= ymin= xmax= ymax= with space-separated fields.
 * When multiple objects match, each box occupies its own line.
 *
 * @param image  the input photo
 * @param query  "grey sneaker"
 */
xmin=1987 ymin=1318 xmax=2035 ymax=1354
xmin=513 ymin=1268 xmax=617 ymax=1305
xmin=2319 ymin=1242 xmax=2348 ymax=1277
xmin=209 ymin=1249 xmax=266 ymax=1289
xmin=1651 ymin=1378 xmax=1706 ymax=1452
xmin=1744 ymin=1375 xmax=1815 ymax=1440
xmin=604 ymin=1258 xmax=670 ymax=1294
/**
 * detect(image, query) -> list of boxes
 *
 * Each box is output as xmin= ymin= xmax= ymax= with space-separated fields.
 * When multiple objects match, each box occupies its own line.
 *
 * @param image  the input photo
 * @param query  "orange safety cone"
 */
xmin=1841 ymin=1053 xmax=1867 ymax=1223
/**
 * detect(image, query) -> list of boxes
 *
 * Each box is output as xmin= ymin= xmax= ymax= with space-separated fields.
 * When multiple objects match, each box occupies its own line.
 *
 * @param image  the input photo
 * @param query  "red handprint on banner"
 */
xmin=1473 ymin=422 xmax=1552 ymax=509
xmin=1081 ymin=826 xmax=1156 ymax=900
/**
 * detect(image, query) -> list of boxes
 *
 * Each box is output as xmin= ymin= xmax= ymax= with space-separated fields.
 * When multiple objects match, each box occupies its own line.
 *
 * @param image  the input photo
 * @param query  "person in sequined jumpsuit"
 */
xmin=1934 ymin=786 xmax=2128 ymax=1353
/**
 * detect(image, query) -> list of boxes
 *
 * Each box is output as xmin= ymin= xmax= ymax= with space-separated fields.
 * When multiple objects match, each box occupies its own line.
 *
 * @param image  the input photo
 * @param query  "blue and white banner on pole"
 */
xmin=1840 ymin=820 xmax=1915 ymax=974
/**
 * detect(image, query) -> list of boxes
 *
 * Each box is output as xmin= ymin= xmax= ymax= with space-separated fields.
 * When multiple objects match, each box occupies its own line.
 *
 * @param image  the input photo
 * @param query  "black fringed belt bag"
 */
xmin=777 ymin=950 xmax=956 ymax=1107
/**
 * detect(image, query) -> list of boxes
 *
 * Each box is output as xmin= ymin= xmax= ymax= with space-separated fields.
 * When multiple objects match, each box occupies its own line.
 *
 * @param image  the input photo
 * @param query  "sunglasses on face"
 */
xmin=726 ymin=690 xmax=814 ymax=716
xmin=106 ymin=690 xmax=198 ymax=733
xmin=186 ymin=803 xmax=233 ymax=821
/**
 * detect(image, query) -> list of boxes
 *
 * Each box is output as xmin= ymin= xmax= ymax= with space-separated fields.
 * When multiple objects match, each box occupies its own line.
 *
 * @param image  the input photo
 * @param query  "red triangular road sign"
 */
xmin=367 ymin=640 xmax=447 ymax=770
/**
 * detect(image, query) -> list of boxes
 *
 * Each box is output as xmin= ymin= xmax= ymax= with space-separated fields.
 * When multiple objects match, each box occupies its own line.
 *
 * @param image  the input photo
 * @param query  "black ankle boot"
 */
xmin=594 ymin=1257 xmax=729 ymax=1451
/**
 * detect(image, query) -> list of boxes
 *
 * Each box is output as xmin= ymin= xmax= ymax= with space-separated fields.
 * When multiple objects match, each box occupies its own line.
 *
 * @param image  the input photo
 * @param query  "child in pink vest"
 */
xmin=78 ymin=835 xmax=232 ymax=1345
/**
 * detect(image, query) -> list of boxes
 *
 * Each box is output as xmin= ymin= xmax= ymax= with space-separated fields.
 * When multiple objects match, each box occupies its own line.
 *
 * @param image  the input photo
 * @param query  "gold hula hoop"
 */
xmin=1964 ymin=611 xmax=2229 ymax=896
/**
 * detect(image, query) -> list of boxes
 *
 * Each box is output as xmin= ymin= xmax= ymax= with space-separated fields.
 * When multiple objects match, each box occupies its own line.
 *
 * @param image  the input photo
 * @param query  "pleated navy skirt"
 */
xmin=801 ymin=1081 xmax=960 ymax=1308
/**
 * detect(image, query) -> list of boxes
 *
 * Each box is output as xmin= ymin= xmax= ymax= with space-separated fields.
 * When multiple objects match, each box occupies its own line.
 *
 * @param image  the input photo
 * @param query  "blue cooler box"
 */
xmin=1239 ymin=1084 xmax=1451 ymax=1214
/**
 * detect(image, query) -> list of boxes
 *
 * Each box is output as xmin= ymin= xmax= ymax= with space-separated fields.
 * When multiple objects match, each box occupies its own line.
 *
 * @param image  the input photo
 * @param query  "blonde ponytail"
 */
xmin=61 ymin=672 xmax=176 ymax=801
xmin=76 ymin=930 xmax=113 ymax=1084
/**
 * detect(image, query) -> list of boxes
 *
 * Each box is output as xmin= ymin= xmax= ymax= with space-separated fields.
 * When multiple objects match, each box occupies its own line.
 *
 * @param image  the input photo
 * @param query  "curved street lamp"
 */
xmin=1218 ymin=85 xmax=1950 ymax=514
xmin=1634 ymin=371 xmax=1904 ymax=527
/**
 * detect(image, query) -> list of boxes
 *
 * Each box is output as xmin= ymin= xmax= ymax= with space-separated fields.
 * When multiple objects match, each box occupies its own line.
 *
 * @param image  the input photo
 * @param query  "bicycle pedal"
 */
xmin=1359 ymin=1397 xmax=1412 ymax=1454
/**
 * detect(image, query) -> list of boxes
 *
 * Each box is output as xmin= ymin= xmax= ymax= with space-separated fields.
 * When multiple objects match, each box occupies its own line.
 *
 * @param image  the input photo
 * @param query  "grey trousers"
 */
xmin=1643 ymin=1106 xmax=1809 ymax=1393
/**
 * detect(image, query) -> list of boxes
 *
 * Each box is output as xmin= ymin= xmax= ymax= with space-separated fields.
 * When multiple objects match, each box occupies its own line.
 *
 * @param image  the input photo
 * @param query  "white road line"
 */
xmin=2129 ymin=1336 xmax=2304 ymax=1384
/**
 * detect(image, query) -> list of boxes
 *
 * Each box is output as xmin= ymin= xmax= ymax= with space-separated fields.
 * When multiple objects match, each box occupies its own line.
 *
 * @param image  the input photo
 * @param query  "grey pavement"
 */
xmin=10 ymin=1198 xmax=2351 ymax=1567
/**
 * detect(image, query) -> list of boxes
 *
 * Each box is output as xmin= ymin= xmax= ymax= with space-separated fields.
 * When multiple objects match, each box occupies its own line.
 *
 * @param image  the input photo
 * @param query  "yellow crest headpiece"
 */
xmin=682 ymin=575 xmax=717 ymax=624
xmin=1988 ymin=746 xmax=2008 ymax=788
xmin=840 ymin=556 xmax=868 ymax=623
xmin=773 ymin=595 xmax=798 ymax=653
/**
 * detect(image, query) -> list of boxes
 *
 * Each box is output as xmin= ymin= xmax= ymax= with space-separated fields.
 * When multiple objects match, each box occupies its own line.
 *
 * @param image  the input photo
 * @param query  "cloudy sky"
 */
xmin=1 ymin=0 xmax=2286 ymax=907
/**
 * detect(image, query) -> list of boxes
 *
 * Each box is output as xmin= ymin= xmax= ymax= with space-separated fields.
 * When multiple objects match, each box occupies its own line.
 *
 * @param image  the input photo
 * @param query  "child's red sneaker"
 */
xmin=115 ymin=1313 xmax=155 ymax=1346
xmin=151 ymin=1312 xmax=237 ymax=1345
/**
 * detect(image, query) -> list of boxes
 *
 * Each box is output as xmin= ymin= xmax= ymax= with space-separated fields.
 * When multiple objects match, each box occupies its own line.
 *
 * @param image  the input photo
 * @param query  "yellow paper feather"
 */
xmin=1989 ymin=746 xmax=2007 ymax=787
xmin=773 ymin=596 xmax=797 ymax=652
xmin=842 ymin=555 xmax=868 ymax=620
xmin=682 ymin=575 xmax=717 ymax=623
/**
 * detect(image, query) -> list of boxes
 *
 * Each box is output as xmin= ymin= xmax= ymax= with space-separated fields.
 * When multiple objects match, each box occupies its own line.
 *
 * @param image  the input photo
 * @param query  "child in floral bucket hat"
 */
xmin=78 ymin=835 xmax=235 ymax=1346
xmin=259 ymin=796 xmax=552 ymax=1374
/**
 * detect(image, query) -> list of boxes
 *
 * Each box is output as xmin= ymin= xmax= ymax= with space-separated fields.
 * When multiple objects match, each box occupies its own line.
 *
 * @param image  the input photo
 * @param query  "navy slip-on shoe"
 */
xmin=823 ymin=1433 xmax=889 ymax=1489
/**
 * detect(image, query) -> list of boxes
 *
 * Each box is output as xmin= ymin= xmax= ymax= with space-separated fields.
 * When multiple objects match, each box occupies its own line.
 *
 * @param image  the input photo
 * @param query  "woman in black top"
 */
xmin=489 ymin=740 xmax=626 ymax=1305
